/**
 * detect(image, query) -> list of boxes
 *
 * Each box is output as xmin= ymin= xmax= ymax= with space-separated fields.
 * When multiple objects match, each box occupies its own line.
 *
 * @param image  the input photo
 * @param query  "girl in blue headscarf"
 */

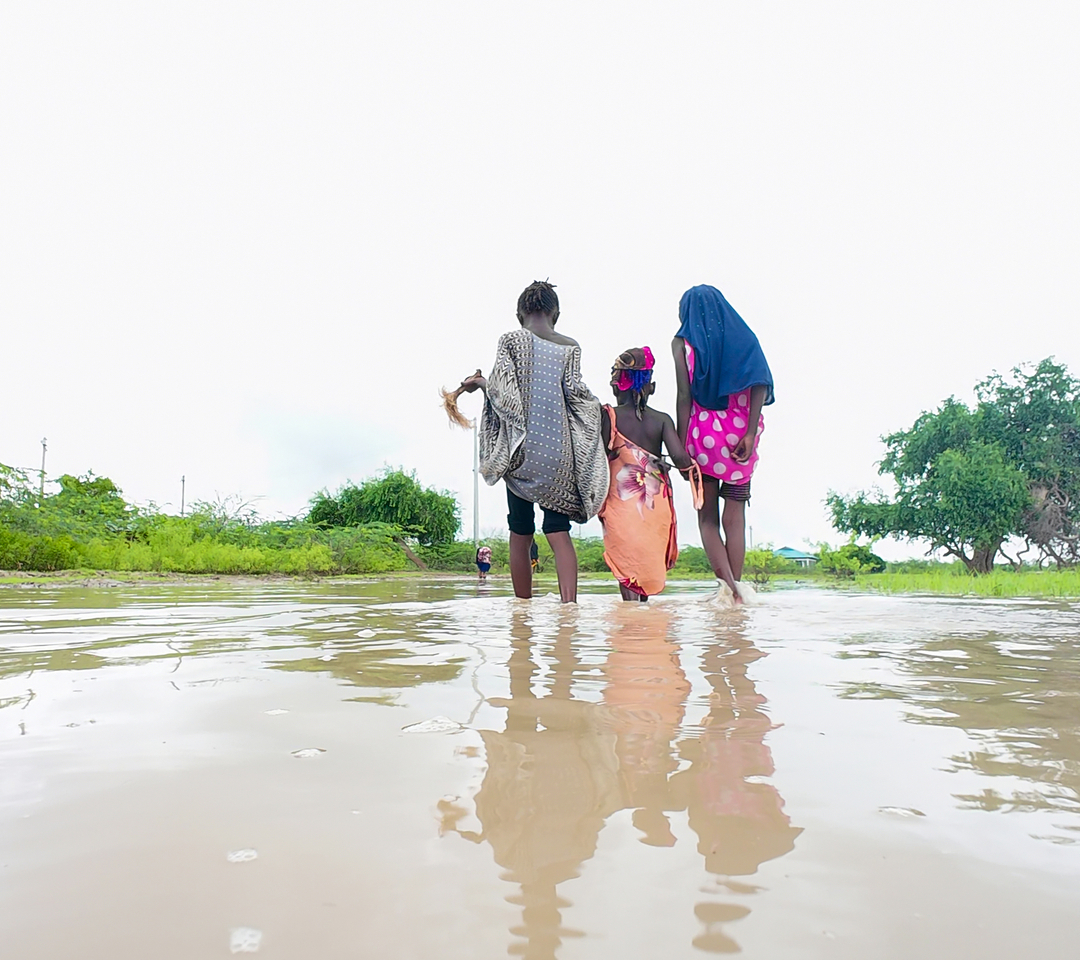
xmin=672 ymin=285 xmax=774 ymax=601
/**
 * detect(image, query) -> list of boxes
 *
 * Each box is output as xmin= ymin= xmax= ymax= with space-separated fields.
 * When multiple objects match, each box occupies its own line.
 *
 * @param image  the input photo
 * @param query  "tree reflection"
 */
xmin=440 ymin=602 xmax=800 ymax=957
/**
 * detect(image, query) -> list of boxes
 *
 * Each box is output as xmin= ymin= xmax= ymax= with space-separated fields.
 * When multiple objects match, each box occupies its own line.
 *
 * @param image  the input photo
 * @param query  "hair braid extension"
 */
xmin=440 ymin=369 xmax=481 ymax=429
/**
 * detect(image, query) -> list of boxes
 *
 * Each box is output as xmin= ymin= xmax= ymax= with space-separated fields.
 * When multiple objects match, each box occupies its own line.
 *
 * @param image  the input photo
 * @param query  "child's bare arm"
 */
xmin=732 ymin=383 xmax=767 ymax=463
xmin=661 ymin=414 xmax=693 ymax=471
xmin=600 ymin=406 xmax=620 ymax=460
xmin=671 ymin=337 xmax=692 ymax=442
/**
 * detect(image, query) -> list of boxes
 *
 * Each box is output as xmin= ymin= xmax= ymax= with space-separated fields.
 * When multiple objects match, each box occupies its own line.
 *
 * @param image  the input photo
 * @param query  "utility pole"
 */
xmin=749 ymin=525 xmax=754 ymax=551
xmin=38 ymin=438 xmax=47 ymax=505
xmin=472 ymin=420 xmax=479 ymax=546
xmin=180 ymin=476 xmax=186 ymax=517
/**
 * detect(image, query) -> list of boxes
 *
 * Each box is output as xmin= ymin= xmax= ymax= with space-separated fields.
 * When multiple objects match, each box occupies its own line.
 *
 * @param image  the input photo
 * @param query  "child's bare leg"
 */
xmin=697 ymin=479 xmax=742 ymax=602
xmin=509 ymin=533 xmax=534 ymax=599
xmin=722 ymin=498 xmax=747 ymax=581
xmin=544 ymin=531 xmax=578 ymax=604
xmin=618 ymin=583 xmax=648 ymax=602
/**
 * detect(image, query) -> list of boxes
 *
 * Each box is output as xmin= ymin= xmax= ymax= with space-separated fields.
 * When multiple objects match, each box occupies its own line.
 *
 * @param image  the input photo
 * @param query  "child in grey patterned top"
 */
xmin=457 ymin=281 xmax=608 ymax=603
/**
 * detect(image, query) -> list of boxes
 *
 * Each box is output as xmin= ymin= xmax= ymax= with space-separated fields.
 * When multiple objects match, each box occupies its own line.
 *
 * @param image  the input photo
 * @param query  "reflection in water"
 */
xmin=443 ymin=612 xmax=620 ymax=958
xmin=441 ymin=602 xmax=800 ymax=957
xmin=674 ymin=633 xmax=802 ymax=881
xmin=0 ymin=586 xmax=468 ymax=703
xmin=270 ymin=642 xmax=465 ymax=704
xmin=3 ymin=584 xmax=1080 ymax=957
xmin=838 ymin=629 xmax=1080 ymax=820
xmin=603 ymin=604 xmax=690 ymax=850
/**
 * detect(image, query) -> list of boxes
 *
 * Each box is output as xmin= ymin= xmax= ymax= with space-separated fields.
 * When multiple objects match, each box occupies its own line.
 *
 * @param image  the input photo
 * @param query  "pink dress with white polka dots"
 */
xmin=684 ymin=343 xmax=764 ymax=484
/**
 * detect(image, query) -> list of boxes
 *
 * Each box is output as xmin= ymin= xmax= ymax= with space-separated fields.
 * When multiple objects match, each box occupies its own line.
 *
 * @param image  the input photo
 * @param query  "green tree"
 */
xmin=49 ymin=473 xmax=134 ymax=530
xmin=1 ymin=467 xmax=140 ymax=540
xmin=309 ymin=469 xmax=460 ymax=546
xmin=816 ymin=543 xmax=886 ymax=578
xmin=831 ymin=441 xmax=1029 ymax=574
xmin=742 ymin=549 xmax=797 ymax=585
xmin=975 ymin=359 xmax=1080 ymax=566
xmin=0 ymin=464 xmax=36 ymax=508
xmin=830 ymin=358 xmax=1079 ymax=572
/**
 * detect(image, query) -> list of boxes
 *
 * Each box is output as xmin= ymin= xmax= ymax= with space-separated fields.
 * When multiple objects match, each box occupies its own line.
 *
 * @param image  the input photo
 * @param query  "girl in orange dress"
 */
xmin=599 ymin=348 xmax=705 ymax=601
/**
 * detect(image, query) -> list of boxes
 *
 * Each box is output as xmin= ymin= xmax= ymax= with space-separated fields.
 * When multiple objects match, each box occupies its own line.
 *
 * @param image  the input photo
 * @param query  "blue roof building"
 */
xmin=774 ymin=546 xmax=819 ymax=567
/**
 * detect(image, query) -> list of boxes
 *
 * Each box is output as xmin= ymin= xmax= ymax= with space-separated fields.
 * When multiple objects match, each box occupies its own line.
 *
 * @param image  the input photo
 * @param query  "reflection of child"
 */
xmin=599 ymin=347 xmax=701 ymax=601
xmin=475 ymin=545 xmax=492 ymax=581
xmin=673 ymin=285 xmax=774 ymax=602
xmin=457 ymin=281 xmax=608 ymax=604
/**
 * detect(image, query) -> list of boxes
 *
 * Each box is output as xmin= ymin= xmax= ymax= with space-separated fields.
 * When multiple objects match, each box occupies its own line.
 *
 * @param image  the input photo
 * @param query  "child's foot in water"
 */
xmin=715 ymin=580 xmax=744 ymax=606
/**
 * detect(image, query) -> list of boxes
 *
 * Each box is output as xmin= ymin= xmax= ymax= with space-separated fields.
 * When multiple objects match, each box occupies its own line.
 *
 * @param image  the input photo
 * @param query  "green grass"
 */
xmin=854 ymin=568 xmax=1080 ymax=598
xmin=0 ymin=520 xmax=414 ymax=577
xmin=5 ymin=563 xmax=1078 ymax=599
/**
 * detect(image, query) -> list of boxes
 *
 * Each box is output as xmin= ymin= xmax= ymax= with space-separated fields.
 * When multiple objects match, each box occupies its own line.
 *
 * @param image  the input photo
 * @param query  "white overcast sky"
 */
xmin=2 ymin=2 xmax=1078 ymax=557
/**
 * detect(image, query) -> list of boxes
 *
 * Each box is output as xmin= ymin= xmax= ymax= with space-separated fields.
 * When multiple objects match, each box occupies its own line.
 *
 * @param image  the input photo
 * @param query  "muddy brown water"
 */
xmin=1 ymin=579 xmax=1078 ymax=958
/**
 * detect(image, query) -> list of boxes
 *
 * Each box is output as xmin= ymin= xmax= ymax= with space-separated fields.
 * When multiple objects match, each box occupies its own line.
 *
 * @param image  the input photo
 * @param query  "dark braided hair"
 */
xmin=629 ymin=370 xmax=652 ymax=420
xmin=517 ymin=280 xmax=559 ymax=321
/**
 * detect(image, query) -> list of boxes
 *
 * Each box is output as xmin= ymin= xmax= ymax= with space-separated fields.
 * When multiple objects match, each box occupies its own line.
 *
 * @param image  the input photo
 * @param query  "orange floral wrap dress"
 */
xmin=598 ymin=406 xmax=702 ymax=597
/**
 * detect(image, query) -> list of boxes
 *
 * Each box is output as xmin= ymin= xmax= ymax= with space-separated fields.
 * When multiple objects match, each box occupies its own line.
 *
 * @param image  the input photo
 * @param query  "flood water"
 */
xmin=1 ymin=578 xmax=1078 ymax=958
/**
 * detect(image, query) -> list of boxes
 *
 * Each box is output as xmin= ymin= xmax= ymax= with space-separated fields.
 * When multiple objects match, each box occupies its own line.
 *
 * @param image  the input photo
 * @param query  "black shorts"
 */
xmin=506 ymin=487 xmax=572 ymax=536
xmin=720 ymin=479 xmax=751 ymax=502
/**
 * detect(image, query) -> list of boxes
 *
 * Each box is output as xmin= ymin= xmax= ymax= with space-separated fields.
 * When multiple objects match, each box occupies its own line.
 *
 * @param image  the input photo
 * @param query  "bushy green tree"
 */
xmin=742 ymin=549 xmax=797 ymax=585
xmin=1 ymin=467 xmax=142 ymax=540
xmin=309 ymin=469 xmax=460 ymax=546
xmin=671 ymin=545 xmax=714 ymax=575
xmin=574 ymin=537 xmax=609 ymax=573
xmin=0 ymin=464 xmax=36 ymax=508
xmin=816 ymin=543 xmax=887 ymax=578
xmin=830 ymin=358 xmax=1078 ymax=572
xmin=976 ymin=359 xmax=1080 ymax=566
xmin=48 ymin=473 xmax=136 ymax=534
xmin=831 ymin=442 xmax=1029 ymax=573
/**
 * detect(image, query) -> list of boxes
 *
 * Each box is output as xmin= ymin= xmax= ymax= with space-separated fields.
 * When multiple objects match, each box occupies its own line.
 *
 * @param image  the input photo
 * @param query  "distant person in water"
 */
xmin=456 ymin=280 xmax=608 ymax=603
xmin=672 ymin=285 xmax=774 ymax=602
xmin=475 ymin=544 xmax=492 ymax=581
xmin=529 ymin=540 xmax=539 ymax=573
xmin=599 ymin=347 xmax=703 ymax=601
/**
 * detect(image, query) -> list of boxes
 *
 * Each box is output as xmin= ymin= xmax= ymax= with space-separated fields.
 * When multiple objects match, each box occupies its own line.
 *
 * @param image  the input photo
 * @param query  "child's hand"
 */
xmin=460 ymin=370 xmax=486 ymax=393
xmin=732 ymin=430 xmax=757 ymax=463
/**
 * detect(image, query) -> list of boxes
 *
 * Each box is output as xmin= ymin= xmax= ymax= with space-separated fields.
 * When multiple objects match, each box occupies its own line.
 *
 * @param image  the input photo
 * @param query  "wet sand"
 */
xmin=1 ymin=579 xmax=1077 ymax=958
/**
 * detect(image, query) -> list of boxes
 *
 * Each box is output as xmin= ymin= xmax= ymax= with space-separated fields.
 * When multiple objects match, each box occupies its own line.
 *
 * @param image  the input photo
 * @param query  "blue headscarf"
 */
xmin=676 ymin=285 xmax=774 ymax=411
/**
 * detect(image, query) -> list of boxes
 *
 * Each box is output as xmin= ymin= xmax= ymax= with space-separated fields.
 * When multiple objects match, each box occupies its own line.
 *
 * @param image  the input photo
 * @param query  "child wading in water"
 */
xmin=599 ymin=347 xmax=702 ymax=601
xmin=475 ymin=544 xmax=492 ymax=581
xmin=673 ymin=285 xmax=774 ymax=603
xmin=456 ymin=281 xmax=608 ymax=603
